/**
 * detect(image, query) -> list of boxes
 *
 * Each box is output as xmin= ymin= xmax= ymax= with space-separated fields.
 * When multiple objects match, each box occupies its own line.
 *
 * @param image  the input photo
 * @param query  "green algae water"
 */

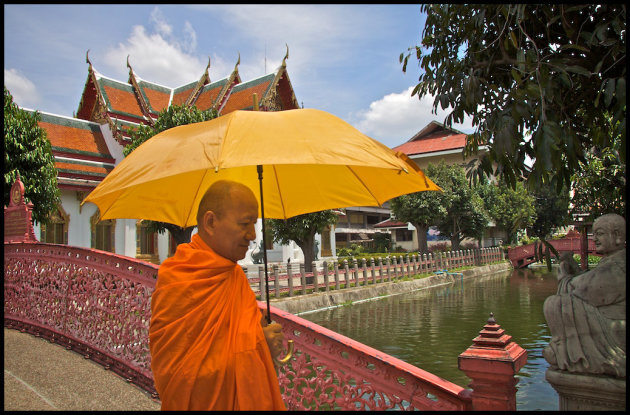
xmin=300 ymin=267 xmax=560 ymax=411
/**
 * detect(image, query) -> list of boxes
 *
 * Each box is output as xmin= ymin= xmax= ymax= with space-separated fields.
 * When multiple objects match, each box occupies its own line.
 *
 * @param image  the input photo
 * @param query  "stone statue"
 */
xmin=543 ymin=213 xmax=626 ymax=379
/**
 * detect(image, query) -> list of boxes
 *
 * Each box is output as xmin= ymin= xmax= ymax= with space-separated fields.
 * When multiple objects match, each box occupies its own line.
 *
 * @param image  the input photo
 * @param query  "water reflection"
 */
xmin=300 ymin=266 xmax=560 ymax=411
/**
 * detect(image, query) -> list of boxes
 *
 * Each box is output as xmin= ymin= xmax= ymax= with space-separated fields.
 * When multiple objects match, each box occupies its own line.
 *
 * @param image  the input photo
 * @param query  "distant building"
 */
xmin=378 ymin=121 xmax=506 ymax=249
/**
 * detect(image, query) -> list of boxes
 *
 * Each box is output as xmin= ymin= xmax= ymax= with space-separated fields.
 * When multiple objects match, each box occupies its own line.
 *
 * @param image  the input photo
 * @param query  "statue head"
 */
xmin=592 ymin=214 xmax=625 ymax=255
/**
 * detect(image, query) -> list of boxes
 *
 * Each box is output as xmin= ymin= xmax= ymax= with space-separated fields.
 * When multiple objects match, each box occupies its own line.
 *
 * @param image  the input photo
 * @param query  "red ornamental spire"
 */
xmin=458 ymin=313 xmax=528 ymax=411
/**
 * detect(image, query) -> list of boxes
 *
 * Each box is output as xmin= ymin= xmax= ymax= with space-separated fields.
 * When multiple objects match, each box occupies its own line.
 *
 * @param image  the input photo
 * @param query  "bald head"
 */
xmin=196 ymin=181 xmax=259 ymax=262
xmin=197 ymin=180 xmax=256 ymax=224
xmin=593 ymin=213 xmax=626 ymax=255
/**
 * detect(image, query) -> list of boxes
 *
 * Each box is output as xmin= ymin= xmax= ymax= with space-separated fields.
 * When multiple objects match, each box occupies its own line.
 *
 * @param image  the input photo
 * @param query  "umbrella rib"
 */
xmin=271 ymin=165 xmax=287 ymax=219
xmin=347 ymin=166 xmax=383 ymax=207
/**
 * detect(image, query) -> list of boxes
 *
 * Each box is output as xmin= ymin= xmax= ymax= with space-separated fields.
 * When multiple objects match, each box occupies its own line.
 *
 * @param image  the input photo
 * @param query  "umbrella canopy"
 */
xmin=82 ymin=108 xmax=440 ymax=226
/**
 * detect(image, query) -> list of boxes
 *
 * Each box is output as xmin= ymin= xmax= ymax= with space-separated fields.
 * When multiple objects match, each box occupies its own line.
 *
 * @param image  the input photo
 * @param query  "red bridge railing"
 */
xmin=4 ymin=241 xmax=523 ymax=410
xmin=507 ymin=237 xmax=597 ymax=268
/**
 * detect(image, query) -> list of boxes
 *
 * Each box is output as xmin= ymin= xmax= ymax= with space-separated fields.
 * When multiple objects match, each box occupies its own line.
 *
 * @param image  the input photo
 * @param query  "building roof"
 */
xmin=32 ymin=111 xmax=116 ymax=191
xmin=392 ymin=133 xmax=468 ymax=156
xmin=373 ymin=218 xmax=408 ymax=229
xmin=75 ymin=51 xmax=299 ymax=146
xmin=392 ymin=121 xmax=468 ymax=156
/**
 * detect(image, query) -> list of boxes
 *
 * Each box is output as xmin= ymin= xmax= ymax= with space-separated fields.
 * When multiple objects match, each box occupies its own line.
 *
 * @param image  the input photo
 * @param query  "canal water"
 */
xmin=299 ymin=266 xmax=560 ymax=411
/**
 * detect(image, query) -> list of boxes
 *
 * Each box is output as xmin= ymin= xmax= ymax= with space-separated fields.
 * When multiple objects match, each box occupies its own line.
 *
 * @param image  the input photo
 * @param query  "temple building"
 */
xmin=28 ymin=50 xmax=315 ymax=264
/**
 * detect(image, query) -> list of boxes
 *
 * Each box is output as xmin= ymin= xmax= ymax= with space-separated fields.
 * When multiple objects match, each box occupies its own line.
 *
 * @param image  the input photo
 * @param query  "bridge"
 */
xmin=4 ymin=240 xmax=529 ymax=411
xmin=507 ymin=236 xmax=598 ymax=269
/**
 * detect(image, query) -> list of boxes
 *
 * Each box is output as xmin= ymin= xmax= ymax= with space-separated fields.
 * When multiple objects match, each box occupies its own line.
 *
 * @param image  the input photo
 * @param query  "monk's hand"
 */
xmin=262 ymin=323 xmax=284 ymax=358
xmin=260 ymin=309 xmax=270 ymax=327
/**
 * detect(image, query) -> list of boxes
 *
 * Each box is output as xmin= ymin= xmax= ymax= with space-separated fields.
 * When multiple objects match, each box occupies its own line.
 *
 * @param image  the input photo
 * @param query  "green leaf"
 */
xmin=565 ymin=65 xmax=591 ymax=76
xmin=604 ymin=78 xmax=615 ymax=107
xmin=559 ymin=44 xmax=590 ymax=53
xmin=509 ymin=31 xmax=518 ymax=48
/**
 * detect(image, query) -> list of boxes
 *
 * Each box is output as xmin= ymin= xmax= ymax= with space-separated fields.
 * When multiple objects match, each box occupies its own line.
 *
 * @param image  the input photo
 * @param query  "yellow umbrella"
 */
xmin=83 ymin=108 xmax=440 ymax=226
xmin=82 ymin=108 xmax=441 ymax=324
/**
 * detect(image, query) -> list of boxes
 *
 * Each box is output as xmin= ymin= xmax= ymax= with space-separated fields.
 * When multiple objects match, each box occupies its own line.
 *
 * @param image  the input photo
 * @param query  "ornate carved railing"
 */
xmin=5 ymin=241 xmax=520 ymax=410
xmin=4 ymin=242 xmax=159 ymax=396
xmin=269 ymin=304 xmax=472 ymax=410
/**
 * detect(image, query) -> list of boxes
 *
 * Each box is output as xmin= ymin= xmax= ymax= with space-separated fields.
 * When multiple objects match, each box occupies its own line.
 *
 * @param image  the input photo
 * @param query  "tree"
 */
xmin=479 ymin=179 xmax=536 ymax=244
xmin=528 ymin=182 xmax=571 ymax=239
xmin=4 ymin=87 xmax=60 ymax=224
xmin=390 ymin=163 xmax=449 ymax=254
xmin=570 ymin=129 xmax=626 ymax=221
xmin=124 ymin=104 xmax=218 ymax=246
xmin=268 ymin=210 xmax=338 ymax=272
xmin=401 ymin=4 xmax=626 ymax=193
xmin=429 ymin=161 xmax=489 ymax=250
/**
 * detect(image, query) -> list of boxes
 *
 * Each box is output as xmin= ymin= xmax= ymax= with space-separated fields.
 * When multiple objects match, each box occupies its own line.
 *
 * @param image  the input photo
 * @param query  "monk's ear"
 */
xmin=199 ymin=210 xmax=216 ymax=235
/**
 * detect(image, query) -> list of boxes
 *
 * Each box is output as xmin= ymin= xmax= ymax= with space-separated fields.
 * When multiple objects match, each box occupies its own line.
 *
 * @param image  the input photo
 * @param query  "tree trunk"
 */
xmin=451 ymin=234 xmax=461 ymax=251
xmin=164 ymin=224 xmax=195 ymax=247
xmin=296 ymin=234 xmax=316 ymax=273
xmin=451 ymin=216 xmax=461 ymax=251
xmin=415 ymin=223 xmax=429 ymax=254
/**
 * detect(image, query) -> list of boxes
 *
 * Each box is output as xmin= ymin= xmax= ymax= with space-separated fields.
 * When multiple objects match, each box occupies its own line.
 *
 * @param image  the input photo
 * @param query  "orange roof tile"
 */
xmin=221 ymin=81 xmax=271 ymax=114
xmin=195 ymin=80 xmax=228 ymax=111
xmin=55 ymin=161 xmax=112 ymax=177
xmin=172 ymin=88 xmax=194 ymax=106
xmin=393 ymin=133 xmax=467 ymax=156
xmin=37 ymin=114 xmax=112 ymax=159
xmin=139 ymin=82 xmax=171 ymax=113
xmin=102 ymin=85 xmax=145 ymax=118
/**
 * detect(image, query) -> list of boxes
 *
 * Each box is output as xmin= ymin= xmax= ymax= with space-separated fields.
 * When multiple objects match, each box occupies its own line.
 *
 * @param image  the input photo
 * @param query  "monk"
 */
xmin=149 ymin=180 xmax=286 ymax=410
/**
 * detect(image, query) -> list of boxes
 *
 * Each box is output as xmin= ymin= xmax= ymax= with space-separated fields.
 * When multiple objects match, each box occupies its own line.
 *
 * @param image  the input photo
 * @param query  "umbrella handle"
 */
xmin=276 ymin=340 xmax=295 ymax=364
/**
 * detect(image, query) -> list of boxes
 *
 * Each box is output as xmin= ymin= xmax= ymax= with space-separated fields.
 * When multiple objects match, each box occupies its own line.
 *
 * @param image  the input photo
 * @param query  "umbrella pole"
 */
xmin=257 ymin=165 xmax=272 ymax=324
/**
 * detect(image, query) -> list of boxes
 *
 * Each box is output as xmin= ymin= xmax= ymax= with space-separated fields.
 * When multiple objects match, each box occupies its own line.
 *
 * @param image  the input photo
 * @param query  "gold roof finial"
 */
xmin=281 ymin=44 xmax=289 ymax=68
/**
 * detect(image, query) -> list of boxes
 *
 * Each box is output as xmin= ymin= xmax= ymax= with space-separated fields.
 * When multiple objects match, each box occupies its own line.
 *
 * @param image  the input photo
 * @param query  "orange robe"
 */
xmin=149 ymin=234 xmax=286 ymax=410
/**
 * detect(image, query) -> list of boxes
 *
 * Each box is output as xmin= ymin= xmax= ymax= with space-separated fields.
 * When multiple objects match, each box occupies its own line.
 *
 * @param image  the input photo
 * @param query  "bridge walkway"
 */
xmin=3 ymin=328 xmax=160 ymax=411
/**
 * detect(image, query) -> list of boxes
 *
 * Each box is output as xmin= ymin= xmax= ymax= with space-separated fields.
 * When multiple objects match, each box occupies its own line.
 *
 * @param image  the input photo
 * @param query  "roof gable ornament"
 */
xmin=214 ymin=54 xmax=242 ymax=113
xmin=185 ymin=57 xmax=212 ymax=107
xmin=259 ymin=44 xmax=299 ymax=112
xmin=126 ymin=55 xmax=155 ymax=126
xmin=77 ymin=50 xmax=112 ymax=125
xmin=281 ymin=44 xmax=289 ymax=68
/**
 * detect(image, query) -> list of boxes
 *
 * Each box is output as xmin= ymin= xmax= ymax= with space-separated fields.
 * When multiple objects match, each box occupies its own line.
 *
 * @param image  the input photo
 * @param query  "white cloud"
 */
xmin=4 ymin=68 xmax=41 ymax=108
xmin=103 ymin=8 xmax=208 ymax=88
xmin=150 ymin=7 xmax=173 ymax=38
xmin=354 ymin=86 xmax=475 ymax=148
xmin=182 ymin=21 xmax=197 ymax=54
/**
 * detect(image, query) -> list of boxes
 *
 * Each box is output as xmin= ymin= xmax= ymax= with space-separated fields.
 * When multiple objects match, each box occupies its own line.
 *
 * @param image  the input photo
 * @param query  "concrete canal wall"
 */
xmin=271 ymin=261 xmax=513 ymax=315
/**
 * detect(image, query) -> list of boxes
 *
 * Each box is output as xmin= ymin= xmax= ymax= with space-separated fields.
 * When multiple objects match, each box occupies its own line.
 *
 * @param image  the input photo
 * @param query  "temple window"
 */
xmin=90 ymin=210 xmax=115 ymax=252
xmin=136 ymin=220 xmax=159 ymax=264
xmin=41 ymin=205 xmax=69 ymax=244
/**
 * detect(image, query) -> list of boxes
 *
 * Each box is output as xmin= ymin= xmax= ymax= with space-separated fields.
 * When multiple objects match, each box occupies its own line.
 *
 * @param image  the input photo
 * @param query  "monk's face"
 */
xmin=206 ymin=187 xmax=259 ymax=263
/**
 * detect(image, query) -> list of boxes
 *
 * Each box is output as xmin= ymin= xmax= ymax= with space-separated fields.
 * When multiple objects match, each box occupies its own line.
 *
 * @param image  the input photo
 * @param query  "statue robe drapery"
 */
xmin=543 ymin=248 xmax=626 ymax=378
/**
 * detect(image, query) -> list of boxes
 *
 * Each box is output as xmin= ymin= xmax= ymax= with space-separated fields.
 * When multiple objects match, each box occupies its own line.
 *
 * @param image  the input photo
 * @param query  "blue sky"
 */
xmin=4 ymin=4 xmax=474 ymax=149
